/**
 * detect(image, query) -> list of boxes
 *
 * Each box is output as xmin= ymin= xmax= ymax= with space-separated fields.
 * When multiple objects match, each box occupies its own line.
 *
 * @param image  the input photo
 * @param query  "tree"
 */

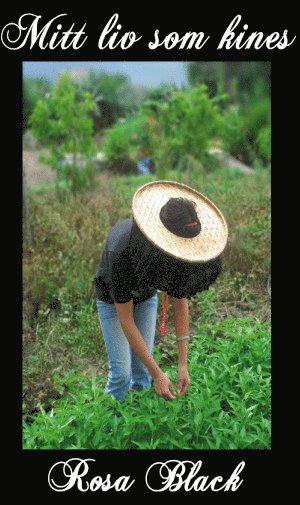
xmin=74 ymin=70 xmax=137 ymax=130
xmin=30 ymin=72 xmax=96 ymax=192
xmin=153 ymin=84 xmax=223 ymax=169
xmin=187 ymin=62 xmax=271 ymax=103
xmin=145 ymin=83 xmax=178 ymax=103
xmin=187 ymin=62 xmax=219 ymax=97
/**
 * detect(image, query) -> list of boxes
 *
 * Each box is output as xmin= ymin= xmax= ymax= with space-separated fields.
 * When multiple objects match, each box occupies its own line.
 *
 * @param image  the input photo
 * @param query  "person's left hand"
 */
xmin=177 ymin=366 xmax=190 ymax=396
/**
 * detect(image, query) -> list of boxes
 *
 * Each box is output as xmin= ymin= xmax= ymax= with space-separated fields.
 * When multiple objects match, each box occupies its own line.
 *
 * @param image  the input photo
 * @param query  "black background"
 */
xmin=1 ymin=3 xmax=296 ymax=500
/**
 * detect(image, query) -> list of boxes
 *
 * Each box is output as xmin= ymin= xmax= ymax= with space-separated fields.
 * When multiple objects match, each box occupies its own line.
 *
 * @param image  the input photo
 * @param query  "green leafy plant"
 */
xmin=101 ymin=114 xmax=148 ymax=172
xmin=30 ymin=72 xmax=96 ymax=192
xmin=23 ymin=316 xmax=270 ymax=450
xmin=23 ymin=167 xmax=270 ymax=416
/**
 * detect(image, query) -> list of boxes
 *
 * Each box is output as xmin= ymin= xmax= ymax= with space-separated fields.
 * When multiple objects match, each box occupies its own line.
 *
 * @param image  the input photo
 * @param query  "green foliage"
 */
xmin=74 ymin=70 xmax=138 ymax=129
xmin=220 ymin=95 xmax=271 ymax=166
xmin=242 ymin=96 xmax=271 ymax=142
xmin=187 ymin=62 xmax=220 ymax=97
xmin=23 ymin=168 xmax=270 ymax=425
xmin=221 ymin=108 xmax=255 ymax=165
xmin=145 ymin=83 xmax=178 ymax=103
xmin=102 ymin=85 xmax=223 ymax=178
xmin=237 ymin=63 xmax=271 ymax=105
xmin=187 ymin=62 xmax=271 ymax=104
xmin=23 ymin=299 xmax=104 ymax=400
xmin=176 ymin=154 xmax=207 ymax=177
xmin=257 ymin=126 xmax=271 ymax=163
xmin=154 ymin=85 xmax=222 ymax=171
xmin=29 ymin=73 xmax=96 ymax=192
xmin=23 ymin=167 xmax=270 ymax=312
xmin=23 ymin=189 xmax=110 ymax=307
xmin=23 ymin=77 xmax=52 ymax=130
xmin=175 ymin=163 xmax=271 ymax=282
xmin=102 ymin=114 xmax=148 ymax=172
xmin=23 ymin=67 xmax=271 ymax=450
xmin=23 ymin=316 xmax=270 ymax=450
xmin=187 ymin=63 xmax=271 ymax=166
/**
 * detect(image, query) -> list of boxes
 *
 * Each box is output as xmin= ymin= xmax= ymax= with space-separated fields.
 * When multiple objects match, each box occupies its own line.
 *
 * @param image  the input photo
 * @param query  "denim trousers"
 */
xmin=96 ymin=292 xmax=158 ymax=401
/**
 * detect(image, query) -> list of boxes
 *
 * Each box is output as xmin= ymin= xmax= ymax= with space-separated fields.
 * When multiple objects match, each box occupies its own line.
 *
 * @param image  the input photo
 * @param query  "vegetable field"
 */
xmin=23 ymin=62 xmax=271 ymax=450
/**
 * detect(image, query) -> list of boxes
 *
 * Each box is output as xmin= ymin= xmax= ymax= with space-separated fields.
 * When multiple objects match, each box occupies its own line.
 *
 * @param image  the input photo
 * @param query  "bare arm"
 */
xmin=173 ymin=297 xmax=191 ymax=395
xmin=114 ymin=299 xmax=176 ymax=399
xmin=115 ymin=299 xmax=160 ymax=377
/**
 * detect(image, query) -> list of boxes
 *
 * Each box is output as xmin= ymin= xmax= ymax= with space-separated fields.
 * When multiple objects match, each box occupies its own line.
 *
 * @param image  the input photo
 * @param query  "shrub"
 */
xmin=101 ymin=114 xmax=147 ymax=171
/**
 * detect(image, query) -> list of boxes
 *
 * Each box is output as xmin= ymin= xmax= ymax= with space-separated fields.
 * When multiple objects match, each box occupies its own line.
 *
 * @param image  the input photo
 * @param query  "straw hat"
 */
xmin=132 ymin=180 xmax=228 ymax=263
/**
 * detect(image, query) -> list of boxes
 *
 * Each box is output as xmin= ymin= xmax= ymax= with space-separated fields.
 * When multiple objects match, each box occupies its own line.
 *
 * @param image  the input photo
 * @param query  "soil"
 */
xmin=23 ymin=149 xmax=55 ymax=187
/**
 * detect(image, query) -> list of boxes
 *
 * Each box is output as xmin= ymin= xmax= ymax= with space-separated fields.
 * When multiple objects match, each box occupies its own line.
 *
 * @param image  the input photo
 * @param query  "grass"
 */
xmin=22 ymin=165 xmax=271 ymax=449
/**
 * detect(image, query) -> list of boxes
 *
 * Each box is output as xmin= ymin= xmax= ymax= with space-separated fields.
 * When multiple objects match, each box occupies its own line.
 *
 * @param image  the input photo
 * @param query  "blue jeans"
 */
xmin=96 ymin=293 xmax=158 ymax=401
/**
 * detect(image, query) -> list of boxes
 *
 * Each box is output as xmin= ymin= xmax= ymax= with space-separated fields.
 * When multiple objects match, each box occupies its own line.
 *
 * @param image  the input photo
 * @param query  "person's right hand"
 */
xmin=153 ymin=371 xmax=176 ymax=400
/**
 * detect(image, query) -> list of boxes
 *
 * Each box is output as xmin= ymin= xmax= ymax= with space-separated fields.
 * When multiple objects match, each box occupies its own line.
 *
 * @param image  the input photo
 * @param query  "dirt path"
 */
xmin=23 ymin=145 xmax=254 ymax=189
xmin=23 ymin=149 xmax=55 ymax=187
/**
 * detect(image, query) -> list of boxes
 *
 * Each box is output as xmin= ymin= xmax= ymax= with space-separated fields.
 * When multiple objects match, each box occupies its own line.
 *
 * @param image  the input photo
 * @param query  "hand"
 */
xmin=177 ymin=366 xmax=190 ymax=396
xmin=153 ymin=371 xmax=176 ymax=400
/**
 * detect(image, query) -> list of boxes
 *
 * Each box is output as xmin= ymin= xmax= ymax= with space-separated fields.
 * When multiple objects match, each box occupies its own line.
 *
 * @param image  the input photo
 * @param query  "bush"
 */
xmin=101 ymin=110 xmax=163 ymax=173
xmin=102 ymin=114 xmax=147 ymax=169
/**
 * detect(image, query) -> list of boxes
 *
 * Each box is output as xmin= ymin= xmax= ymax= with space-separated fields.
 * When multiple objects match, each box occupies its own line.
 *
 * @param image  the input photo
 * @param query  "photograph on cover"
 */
xmin=22 ymin=60 xmax=271 ymax=450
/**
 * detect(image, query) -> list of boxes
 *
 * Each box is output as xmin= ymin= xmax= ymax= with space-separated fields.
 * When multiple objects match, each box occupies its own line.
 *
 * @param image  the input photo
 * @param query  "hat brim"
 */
xmin=132 ymin=180 xmax=228 ymax=263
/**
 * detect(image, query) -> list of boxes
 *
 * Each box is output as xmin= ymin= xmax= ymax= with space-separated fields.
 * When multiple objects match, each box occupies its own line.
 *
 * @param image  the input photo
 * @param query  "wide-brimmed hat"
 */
xmin=131 ymin=180 xmax=228 ymax=263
